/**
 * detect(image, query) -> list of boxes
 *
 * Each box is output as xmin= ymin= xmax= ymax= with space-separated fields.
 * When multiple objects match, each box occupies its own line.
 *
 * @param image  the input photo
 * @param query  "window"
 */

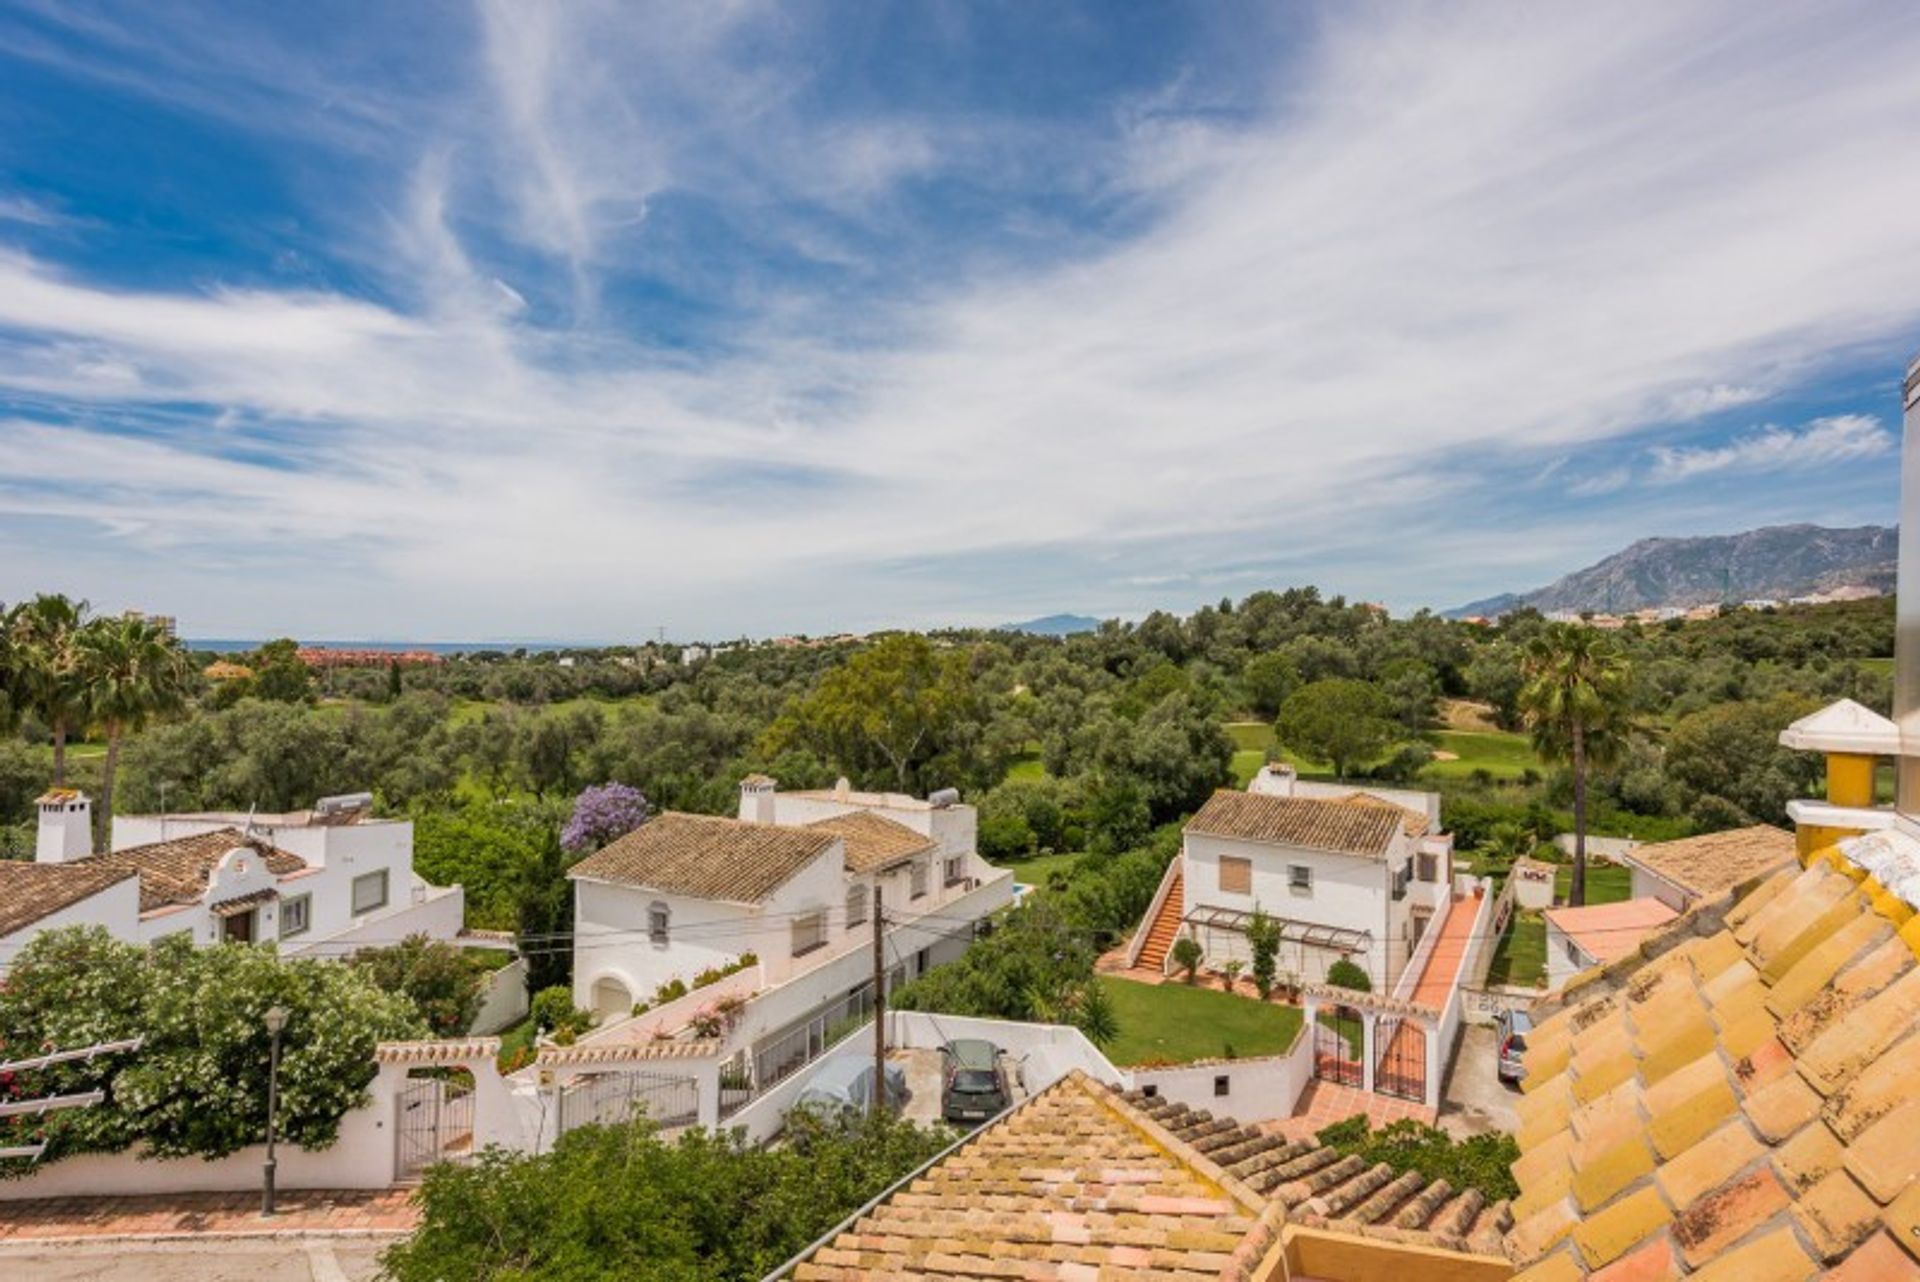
xmin=847 ymin=885 xmax=869 ymax=928
xmin=1288 ymin=864 xmax=1313 ymax=896
xmin=791 ymin=911 xmax=827 ymax=957
xmin=944 ymin=854 xmax=966 ymax=886
xmin=279 ymin=894 xmax=311 ymax=939
xmin=1417 ymin=852 xmax=1438 ymax=883
xmin=1219 ymin=856 xmax=1252 ymax=895
xmin=910 ymin=860 xmax=929 ymax=899
xmin=1214 ymin=1075 xmax=1231 ymax=1097
xmin=1566 ymin=938 xmax=1584 ymax=965
xmin=1391 ymin=865 xmax=1410 ymax=901
xmin=351 ymin=870 xmax=389 ymax=915
xmin=649 ymin=902 xmax=671 ymax=945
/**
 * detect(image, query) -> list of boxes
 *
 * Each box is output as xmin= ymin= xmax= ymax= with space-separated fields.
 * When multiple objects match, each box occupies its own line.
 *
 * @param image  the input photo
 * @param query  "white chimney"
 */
xmin=739 ymin=775 xmax=777 ymax=825
xmin=36 ymin=790 xmax=92 ymax=863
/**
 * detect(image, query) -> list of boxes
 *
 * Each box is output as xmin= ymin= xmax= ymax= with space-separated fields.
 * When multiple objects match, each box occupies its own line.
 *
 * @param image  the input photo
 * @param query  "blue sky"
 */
xmin=0 ymin=1 xmax=1914 ymax=641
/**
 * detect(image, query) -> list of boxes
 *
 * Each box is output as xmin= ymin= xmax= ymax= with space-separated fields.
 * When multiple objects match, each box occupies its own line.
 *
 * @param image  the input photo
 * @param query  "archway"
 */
xmin=589 ymin=975 xmax=634 ymax=1021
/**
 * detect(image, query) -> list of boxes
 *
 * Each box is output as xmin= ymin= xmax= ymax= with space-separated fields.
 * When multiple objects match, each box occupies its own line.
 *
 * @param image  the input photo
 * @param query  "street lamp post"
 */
xmin=262 ymin=1005 xmax=288 ymax=1217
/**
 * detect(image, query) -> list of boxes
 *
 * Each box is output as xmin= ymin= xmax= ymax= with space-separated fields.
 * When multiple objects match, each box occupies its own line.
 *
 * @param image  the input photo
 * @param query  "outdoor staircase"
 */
xmin=1136 ymin=870 xmax=1185 ymax=973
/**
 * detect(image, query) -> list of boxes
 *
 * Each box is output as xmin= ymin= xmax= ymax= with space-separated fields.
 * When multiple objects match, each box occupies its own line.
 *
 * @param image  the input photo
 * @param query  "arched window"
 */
xmin=649 ymin=901 xmax=670 ymax=945
xmin=847 ymin=884 xmax=869 ymax=928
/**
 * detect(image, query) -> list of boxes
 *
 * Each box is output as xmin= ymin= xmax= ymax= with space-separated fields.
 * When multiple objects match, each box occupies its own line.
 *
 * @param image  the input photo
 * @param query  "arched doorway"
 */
xmin=589 ymin=975 xmax=634 ymax=1021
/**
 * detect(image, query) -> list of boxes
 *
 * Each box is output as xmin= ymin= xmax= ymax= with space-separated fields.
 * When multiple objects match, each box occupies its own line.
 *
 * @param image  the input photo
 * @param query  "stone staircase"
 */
xmin=1135 ymin=870 xmax=1185 ymax=972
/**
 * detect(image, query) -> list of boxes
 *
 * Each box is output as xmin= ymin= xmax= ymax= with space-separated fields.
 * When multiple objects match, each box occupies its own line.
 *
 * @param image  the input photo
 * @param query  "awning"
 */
xmin=208 ymin=888 xmax=278 ymax=916
xmin=1183 ymin=903 xmax=1372 ymax=954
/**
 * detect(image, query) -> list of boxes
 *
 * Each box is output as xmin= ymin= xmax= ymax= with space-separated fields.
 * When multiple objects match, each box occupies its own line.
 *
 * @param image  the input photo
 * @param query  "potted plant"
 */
xmin=1220 ymin=959 xmax=1245 ymax=995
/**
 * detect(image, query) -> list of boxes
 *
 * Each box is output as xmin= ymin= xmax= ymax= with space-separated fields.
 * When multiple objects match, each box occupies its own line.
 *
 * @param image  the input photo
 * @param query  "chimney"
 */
xmin=738 ymin=774 xmax=777 ymax=825
xmin=1900 ymin=352 xmax=1920 ymax=813
xmin=36 ymin=790 xmax=92 ymax=863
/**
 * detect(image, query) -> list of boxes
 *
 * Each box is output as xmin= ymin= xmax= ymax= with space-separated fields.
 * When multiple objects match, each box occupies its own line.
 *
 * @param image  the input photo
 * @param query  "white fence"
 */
xmin=470 ymin=957 xmax=530 ymax=1035
xmin=1129 ymin=1025 xmax=1313 ymax=1125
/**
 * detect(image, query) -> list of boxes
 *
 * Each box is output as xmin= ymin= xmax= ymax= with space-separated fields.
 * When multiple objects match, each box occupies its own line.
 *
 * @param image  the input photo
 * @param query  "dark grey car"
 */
xmin=940 ymin=1038 xmax=1010 ymax=1123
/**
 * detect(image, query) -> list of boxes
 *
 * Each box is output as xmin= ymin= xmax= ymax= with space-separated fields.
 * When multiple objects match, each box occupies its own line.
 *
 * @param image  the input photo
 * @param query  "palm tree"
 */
xmin=1518 ymin=623 xmax=1631 ymax=907
xmin=7 ymin=594 xmax=91 ymax=786
xmin=77 ymin=614 xmax=191 ymax=851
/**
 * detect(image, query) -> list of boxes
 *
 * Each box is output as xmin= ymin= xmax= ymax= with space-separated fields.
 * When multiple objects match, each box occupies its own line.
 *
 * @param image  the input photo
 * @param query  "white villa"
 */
xmin=567 ymin=775 xmax=1009 ymax=1020
xmin=1128 ymin=764 xmax=1456 ymax=993
xmin=0 ymin=789 xmax=464 ymax=962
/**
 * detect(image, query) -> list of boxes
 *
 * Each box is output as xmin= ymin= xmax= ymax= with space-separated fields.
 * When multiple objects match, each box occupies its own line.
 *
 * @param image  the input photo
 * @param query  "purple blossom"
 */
xmin=562 ymin=782 xmax=650 ymax=853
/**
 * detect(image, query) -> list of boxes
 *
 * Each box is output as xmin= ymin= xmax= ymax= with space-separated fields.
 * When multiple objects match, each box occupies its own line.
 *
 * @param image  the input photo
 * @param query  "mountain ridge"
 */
xmin=1448 ymin=523 xmax=1897 ymax=617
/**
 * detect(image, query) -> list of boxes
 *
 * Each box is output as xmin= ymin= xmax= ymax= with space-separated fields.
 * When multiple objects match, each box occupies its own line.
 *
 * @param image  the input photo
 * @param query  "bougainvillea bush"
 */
xmin=0 ymin=927 xmax=422 ymax=1171
xmin=561 ymin=781 xmax=650 ymax=854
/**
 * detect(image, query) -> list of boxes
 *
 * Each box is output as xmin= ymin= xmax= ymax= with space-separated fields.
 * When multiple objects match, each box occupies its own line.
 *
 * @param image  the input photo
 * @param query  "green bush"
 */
xmin=1326 ymin=958 xmax=1372 ymax=992
xmin=1316 ymin=1116 xmax=1519 ymax=1201
xmin=1170 ymin=936 xmax=1204 ymax=984
xmin=352 ymin=935 xmax=489 ymax=1037
xmin=531 ymin=985 xmax=590 ymax=1036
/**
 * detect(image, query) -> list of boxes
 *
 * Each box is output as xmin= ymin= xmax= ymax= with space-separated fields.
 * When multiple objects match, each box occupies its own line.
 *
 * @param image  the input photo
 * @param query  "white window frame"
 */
xmin=1288 ymin=864 xmax=1313 ymax=897
xmin=791 ymin=910 xmax=828 ymax=958
xmin=649 ymin=901 xmax=671 ymax=946
xmin=279 ymin=893 xmax=311 ymax=939
xmin=847 ymin=884 xmax=869 ymax=928
xmin=351 ymin=869 xmax=389 ymax=916
xmin=1219 ymin=856 xmax=1252 ymax=895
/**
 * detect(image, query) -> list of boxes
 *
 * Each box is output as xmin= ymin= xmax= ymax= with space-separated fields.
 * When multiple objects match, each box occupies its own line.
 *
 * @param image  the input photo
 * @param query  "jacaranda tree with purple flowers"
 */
xmin=562 ymin=781 xmax=650 ymax=853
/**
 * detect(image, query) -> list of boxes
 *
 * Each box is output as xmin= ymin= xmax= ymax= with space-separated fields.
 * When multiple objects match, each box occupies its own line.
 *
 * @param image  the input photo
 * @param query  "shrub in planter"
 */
xmin=653 ymin=978 xmax=689 ymax=1006
xmin=1170 ymin=936 xmax=1204 ymax=985
xmin=531 ymin=985 xmax=591 ymax=1036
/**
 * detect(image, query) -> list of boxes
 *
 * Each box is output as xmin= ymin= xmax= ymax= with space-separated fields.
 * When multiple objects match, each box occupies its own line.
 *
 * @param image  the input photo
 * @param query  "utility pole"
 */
xmin=871 ymin=885 xmax=886 ymax=1119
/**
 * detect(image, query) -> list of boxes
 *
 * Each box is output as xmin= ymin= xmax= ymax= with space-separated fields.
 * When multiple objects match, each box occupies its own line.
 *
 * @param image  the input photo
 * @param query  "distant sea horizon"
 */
xmin=187 ymin=638 xmax=592 ymax=655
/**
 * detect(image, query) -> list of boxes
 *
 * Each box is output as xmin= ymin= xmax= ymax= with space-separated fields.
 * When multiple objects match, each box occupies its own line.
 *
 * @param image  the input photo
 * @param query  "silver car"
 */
xmin=1496 ymin=1009 xmax=1532 ymax=1084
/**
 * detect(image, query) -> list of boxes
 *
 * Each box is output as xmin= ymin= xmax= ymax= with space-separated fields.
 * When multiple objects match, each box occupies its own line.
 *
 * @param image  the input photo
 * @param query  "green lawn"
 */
xmin=1224 ymin=722 xmax=1275 ymax=752
xmin=1095 ymin=976 xmax=1305 ymax=1066
xmin=494 ymin=1014 xmax=537 ymax=1072
xmin=1554 ymin=860 xmax=1632 ymax=905
xmin=1485 ymin=911 xmax=1547 ymax=988
xmin=994 ymin=851 xmax=1080 ymax=888
xmin=1003 ymin=751 xmax=1049 ymax=782
xmin=1860 ymin=657 xmax=1895 ymax=676
xmin=1422 ymin=730 xmax=1541 ymax=780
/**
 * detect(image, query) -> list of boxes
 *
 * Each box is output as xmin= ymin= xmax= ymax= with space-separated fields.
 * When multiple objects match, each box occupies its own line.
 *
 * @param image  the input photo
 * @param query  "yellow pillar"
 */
xmin=1825 ymin=753 xmax=1876 ymax=808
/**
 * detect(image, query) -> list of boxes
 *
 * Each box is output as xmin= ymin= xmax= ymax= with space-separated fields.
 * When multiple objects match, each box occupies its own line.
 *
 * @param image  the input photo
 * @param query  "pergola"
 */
xmin=1181 ymin=904 xmax=1371 ymax=955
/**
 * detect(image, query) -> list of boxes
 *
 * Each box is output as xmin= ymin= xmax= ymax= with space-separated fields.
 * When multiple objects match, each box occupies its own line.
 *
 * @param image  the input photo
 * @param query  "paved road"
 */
xmin=0 ymin=1238 xmax=388 ymax=1281
xmin=1437 ymin=1022 xmax=1520 ymax=1139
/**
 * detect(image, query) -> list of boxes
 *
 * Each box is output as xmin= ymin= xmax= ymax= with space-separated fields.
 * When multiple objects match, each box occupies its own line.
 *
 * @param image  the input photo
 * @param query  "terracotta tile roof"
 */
xmin=374 ymin=1037 xmax=502 ymax=1065
xmin=1120 ymin=1089 xmax=1514 ymax=1256
xmin=1506 ymin=833 xmax=1920 ymax=1280
xmin=81 ymin=827 xmax=306 ymax=912
xmin=791 ymin=1070 xmax=1286 ymax=1280
xmin=1623 ymin=825 xmax=1797 ymax=901
xmin=0 ymin=861 xmax=138 ymax=938
xmin=1543 ymin=898 xmax=1680 ymax=967
xmin=1187 ymin=790 xmax=1403 ymax=858
xmin=567 ymin=812 xmax=837 ymax=904
xmin=1335 ymin=791 xmax=1433 ymax=837
xmin=805 ymin=810 xmax=935 ymax=873
xmin=208 ymin=887 xmax=280 ymax=917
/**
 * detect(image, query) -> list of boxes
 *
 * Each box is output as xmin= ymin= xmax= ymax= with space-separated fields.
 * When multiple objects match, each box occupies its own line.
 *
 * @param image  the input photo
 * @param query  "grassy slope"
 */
xmin=1095 ymin=976 xmax=1305 ymax=1066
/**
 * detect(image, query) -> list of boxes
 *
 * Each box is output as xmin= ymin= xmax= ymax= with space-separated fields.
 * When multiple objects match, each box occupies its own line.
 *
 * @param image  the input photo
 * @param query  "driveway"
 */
xmin=1438 ymin=1022 xmax=1519 ymax=1139
xmin=0 ymin=1238 xmax=386 ymax=1281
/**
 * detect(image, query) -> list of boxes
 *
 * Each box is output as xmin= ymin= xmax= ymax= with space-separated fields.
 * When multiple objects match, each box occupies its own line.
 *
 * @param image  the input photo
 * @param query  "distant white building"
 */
xmin=567 ymin=776 xmax=1009 ymax=1020
xmin=1129 ymin=765 xmax=1456 ymax=993
xmin=0 ymin=790 xmax=464 ymax=964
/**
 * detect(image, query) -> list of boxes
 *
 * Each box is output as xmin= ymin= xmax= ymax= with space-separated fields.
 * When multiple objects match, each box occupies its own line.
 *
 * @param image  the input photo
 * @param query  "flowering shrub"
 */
xmin=560 ymin=782 xmax=649 ymax=854
xmin=0 ymin=927 xmax=422 ymax=1171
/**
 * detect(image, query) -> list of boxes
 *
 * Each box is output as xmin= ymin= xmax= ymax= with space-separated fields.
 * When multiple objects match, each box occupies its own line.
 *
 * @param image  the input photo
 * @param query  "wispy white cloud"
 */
xmin=1 ymin=2 xmax=1918 ymax=636
xmin=1648 ymin=414 xmax=1895 ymax=483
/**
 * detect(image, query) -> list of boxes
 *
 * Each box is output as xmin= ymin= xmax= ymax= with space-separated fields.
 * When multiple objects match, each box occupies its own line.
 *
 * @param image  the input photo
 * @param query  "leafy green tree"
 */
xmin=1091 ymin=693 xmax=1233 ymax=824
xmin=6 ymin=593 xmax=91 ymax=784
xmin=1463 ymin=643 xmax=1527 ymax=729
xmin=1245 ymin=907 xmax=1280 ymax=1001
xmin=250 ymin=638 xmax=314 ymax=704
xmin=382 ymin=1110 xmax=952 ymax=1282
xmin=761 ymin=634 xmax=984 ymax=793
xmin=77 ymin=614 xmax=191 ymax=850
xmin=1519 ymin=625 xmax=1632 ymax=906
xmin=353 ymin=935 xmax=489 ymax=1037
xmin=1240 ymin=651 xmax=1300 ymax=719
xmin=1664 ymin=693 xmax=1823 ymax=827
xmin=1274 ymin=679 xmax=1398 ymax=779
xmin=0 ymin=928 xmax=421 ymax=1168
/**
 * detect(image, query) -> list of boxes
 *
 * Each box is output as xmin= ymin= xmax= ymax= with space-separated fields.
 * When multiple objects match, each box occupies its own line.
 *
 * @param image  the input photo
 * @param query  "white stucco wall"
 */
xmin=1181 ymin=830 xmax=1416 ymax=991
xmin=1628 ymin=862 xmax=1692 ymax=913
xmin=1543 ymin=920 xmax=1593 ymax=991
xmin=0 ymin=878 xmax=141 ymax=962
xmin=1129 ymin=1033 xmax=1313 ymax=1125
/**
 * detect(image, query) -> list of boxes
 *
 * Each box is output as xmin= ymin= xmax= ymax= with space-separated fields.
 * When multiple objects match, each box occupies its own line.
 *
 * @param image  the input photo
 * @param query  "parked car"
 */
xmin=940 ymin=1038 xmax=1011 ymax=1123
xmin=1496 ymin=1009 xmax=1533 ymax=1085
xmin=792 ymin=1055 xmax=909 ymax=1119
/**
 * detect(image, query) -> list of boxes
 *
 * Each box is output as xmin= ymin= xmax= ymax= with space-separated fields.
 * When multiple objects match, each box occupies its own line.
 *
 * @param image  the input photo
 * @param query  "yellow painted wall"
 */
xmin=1797 ymin=823 xmax=1864 ymax=862
xmin=1826 ymin=753 xmax=1877 ymax=808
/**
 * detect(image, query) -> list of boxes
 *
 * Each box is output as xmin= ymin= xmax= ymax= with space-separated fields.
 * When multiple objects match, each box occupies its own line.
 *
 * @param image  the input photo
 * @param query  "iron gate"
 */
xmin=396 ymin=1076 xmax=476 ymax=1179
xmin=1313 ymin=1006 xmax=1363 ymax=1087
xmin=557 ymin=1070 xmax=700 ymax=1135
xmin=1374 ymin=1015 xmax=1427 ymax=1102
